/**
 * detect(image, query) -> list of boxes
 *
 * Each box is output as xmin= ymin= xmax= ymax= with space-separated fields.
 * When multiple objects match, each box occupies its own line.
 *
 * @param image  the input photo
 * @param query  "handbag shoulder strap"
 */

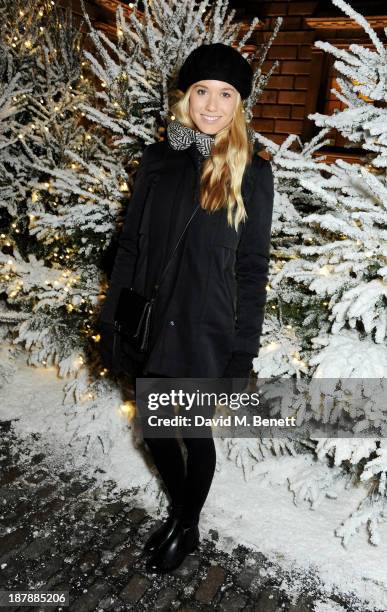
xmin=150 ymin=148 xmax=259 ymax=298
xmin=150 ymin=144 xmax=203 ymax=298
xmin=152 ymin=203 xmax=200 ymax=296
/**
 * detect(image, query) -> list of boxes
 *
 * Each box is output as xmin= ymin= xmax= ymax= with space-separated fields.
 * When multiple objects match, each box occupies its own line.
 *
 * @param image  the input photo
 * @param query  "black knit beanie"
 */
xmin=178 ymin=43 xmax=253 ymax=100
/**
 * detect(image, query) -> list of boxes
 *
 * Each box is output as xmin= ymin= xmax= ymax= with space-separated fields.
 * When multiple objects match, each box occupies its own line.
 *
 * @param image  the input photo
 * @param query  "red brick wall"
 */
xmin=249 ymin=1 xmax=316 ymax=143
xmin=248 ymin=0 xmax=387 ymax=159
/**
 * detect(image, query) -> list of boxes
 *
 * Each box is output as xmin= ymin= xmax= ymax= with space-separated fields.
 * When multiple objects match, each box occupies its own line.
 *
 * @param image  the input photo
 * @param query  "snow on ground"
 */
xmin=1 ymin=348 xmax=387 ymax=611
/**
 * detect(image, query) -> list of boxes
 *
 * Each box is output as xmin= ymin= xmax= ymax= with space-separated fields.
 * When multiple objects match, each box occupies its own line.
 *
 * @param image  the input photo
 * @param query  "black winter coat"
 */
xmin=98 ymin=138 xmax=274 ymax=378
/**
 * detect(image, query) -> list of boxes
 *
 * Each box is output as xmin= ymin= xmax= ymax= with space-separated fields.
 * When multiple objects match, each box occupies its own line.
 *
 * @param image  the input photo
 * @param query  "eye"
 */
xmin=197 ymin=88 xmax=206 ymax=95
xmin=222 ymin=92 xmax=231 ymax=98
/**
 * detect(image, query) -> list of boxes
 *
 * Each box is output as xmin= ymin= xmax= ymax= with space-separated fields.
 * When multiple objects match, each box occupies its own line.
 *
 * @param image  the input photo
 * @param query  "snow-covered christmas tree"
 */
xmin=0 ymin=0 xmax=115 ymax=388
xmin=254 ymin=0 xmax=387 ymax=380
xmin=252 ymin=0 xmax=387 ymax=546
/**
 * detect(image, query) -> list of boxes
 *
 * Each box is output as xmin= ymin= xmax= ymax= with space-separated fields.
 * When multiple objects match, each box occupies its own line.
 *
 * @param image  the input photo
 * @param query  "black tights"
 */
xmin=134 ymin=370 xmax=216 ymax=527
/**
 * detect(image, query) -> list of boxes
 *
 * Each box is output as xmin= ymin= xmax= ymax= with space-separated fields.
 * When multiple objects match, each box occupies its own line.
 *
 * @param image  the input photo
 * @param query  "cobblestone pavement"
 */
xmin=0 ymin=420 xmax=378 ymax=612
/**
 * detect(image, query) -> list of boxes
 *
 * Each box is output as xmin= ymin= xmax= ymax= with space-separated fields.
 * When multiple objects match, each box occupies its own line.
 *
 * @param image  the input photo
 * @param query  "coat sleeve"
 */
xmin=97 ymin=146 xmax=152 ymax=326
xmin=232 ymin=155 xmax=274 ymax=355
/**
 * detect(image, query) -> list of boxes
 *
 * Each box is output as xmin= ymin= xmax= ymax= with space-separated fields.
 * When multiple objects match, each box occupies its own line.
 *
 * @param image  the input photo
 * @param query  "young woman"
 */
xmin=97 ymin=43 xmax=274 ymax=573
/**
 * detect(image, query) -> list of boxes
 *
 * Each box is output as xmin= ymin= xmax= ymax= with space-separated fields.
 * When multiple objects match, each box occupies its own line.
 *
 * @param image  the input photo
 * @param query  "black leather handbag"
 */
xmin=114 ymin=204 xmax=200 ymax=355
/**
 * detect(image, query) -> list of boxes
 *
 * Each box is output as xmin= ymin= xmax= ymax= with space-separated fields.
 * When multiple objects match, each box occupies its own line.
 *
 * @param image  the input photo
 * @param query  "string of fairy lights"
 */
xmin=0 ymin=0 xmax=115 ymax=381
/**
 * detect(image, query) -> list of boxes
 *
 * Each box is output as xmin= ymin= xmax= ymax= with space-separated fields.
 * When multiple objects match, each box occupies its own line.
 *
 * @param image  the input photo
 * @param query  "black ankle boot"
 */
xmin=142 ymin=505 xmax=183 ymax=555
xmin=145 ymin=523 xmax=200 ymax=573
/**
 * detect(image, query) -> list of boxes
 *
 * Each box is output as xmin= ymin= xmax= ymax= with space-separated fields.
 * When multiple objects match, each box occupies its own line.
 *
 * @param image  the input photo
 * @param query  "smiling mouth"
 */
xmin=201 ymin=115 xmax=221 ymax=122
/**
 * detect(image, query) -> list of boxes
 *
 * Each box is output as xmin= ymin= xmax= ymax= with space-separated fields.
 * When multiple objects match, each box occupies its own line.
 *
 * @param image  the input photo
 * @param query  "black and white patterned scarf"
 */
xmin=167 ymin=118 xmax=256 ymax=158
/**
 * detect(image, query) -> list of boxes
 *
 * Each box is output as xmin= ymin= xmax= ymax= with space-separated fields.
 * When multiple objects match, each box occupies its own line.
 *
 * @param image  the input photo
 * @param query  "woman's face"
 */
xmin=189 ymin=80 xmax=238 ymax=135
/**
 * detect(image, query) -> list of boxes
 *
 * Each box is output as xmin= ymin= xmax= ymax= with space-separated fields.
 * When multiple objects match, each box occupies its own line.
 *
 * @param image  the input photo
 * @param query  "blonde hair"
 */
xmin=170 ymin=84 xmax=254 ymax=231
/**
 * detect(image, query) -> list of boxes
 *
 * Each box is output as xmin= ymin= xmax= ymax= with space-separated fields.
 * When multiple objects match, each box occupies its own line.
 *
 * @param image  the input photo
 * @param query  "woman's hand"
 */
xmin=223 ymin=351 xmax=255 ymax=378
xmin=223 ymin=351 xmax=255 ymax=393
